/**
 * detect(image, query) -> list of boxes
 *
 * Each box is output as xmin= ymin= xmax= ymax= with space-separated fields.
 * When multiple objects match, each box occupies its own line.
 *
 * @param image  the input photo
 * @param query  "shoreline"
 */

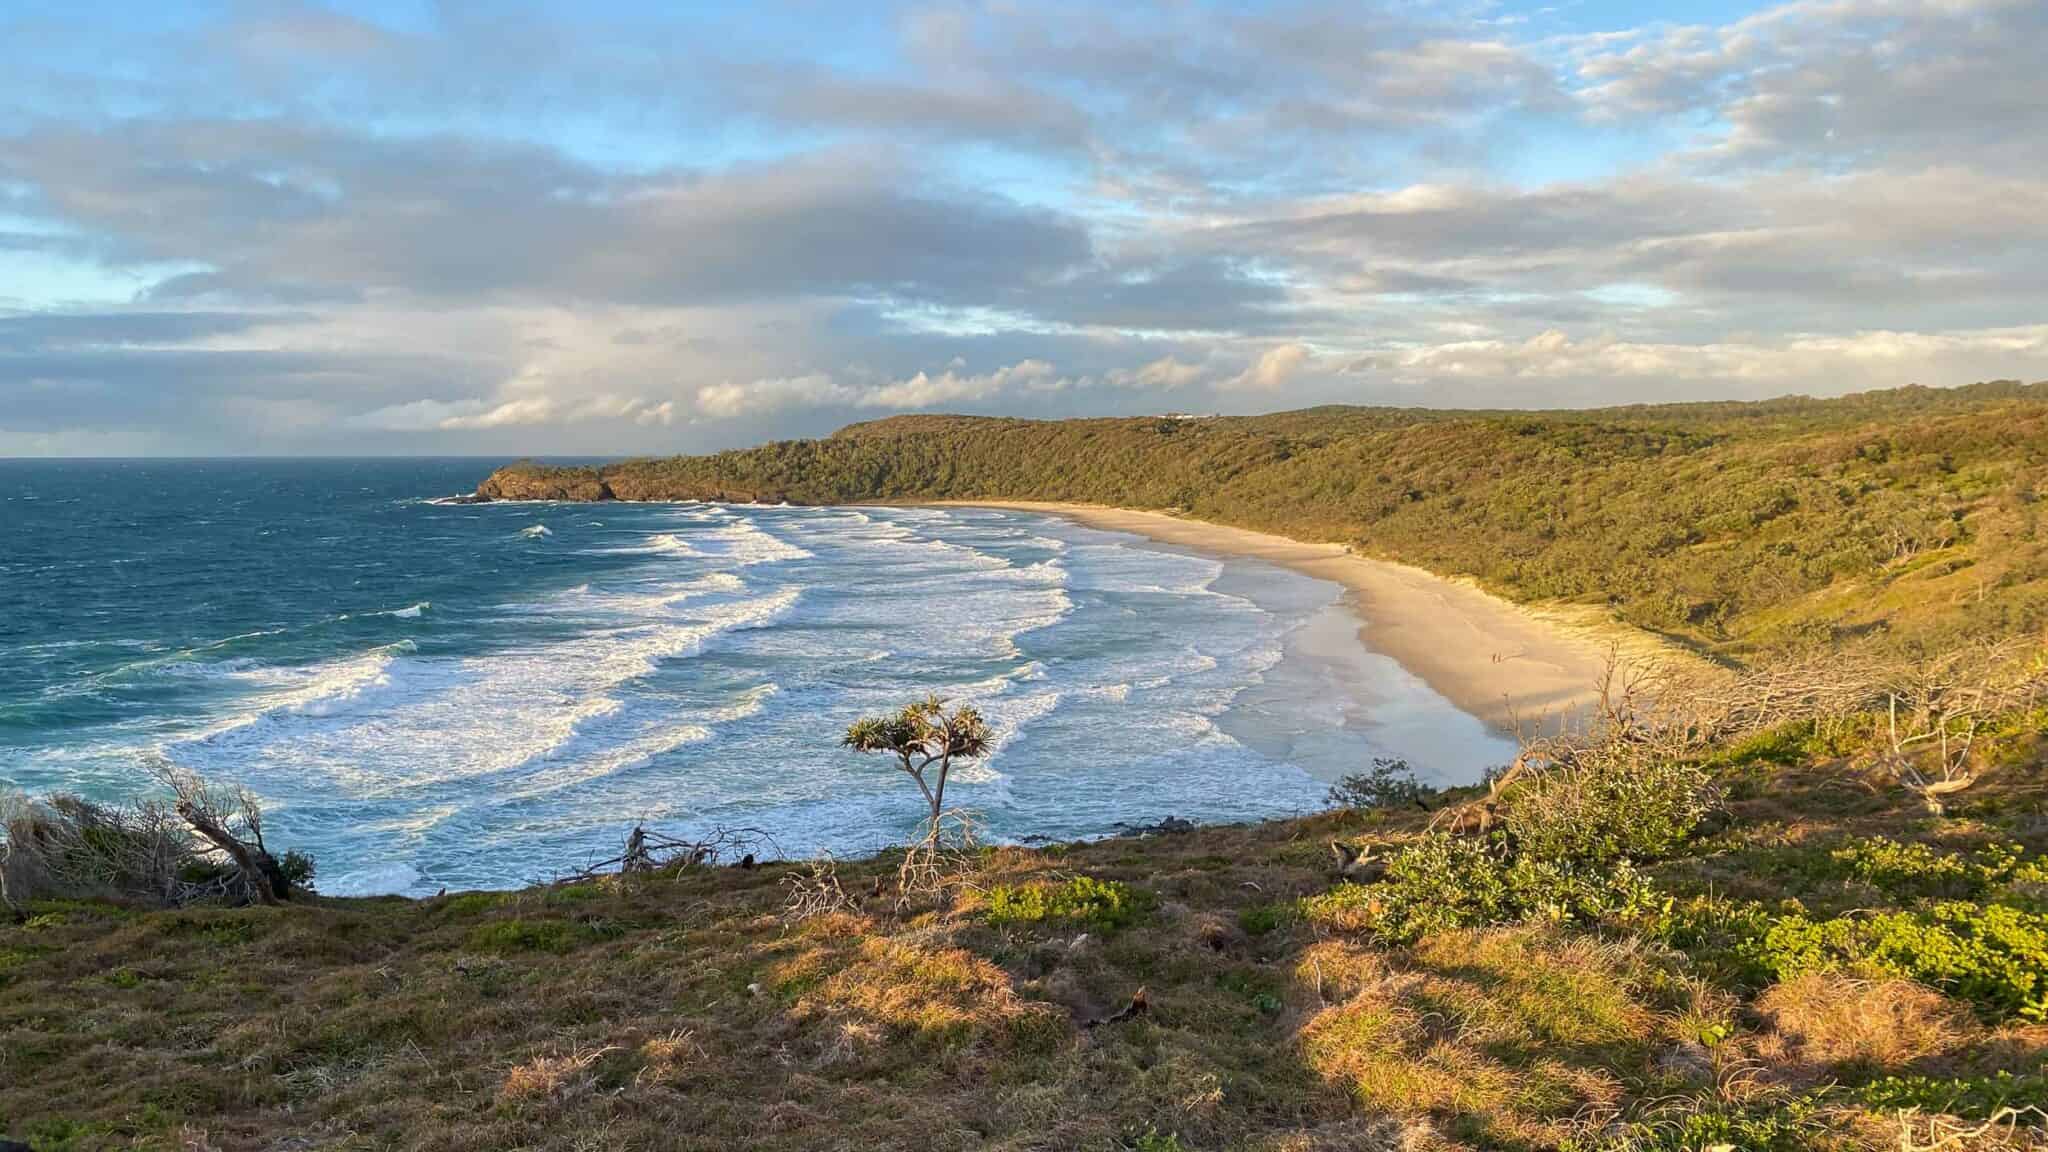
xmin=935 ymin=501 xmax=1650 ymax=737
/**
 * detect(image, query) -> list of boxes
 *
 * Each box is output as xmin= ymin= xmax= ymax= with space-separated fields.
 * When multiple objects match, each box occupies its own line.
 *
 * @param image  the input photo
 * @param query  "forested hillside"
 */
xmin=479 ymin=381 xmax=2048 ymax=662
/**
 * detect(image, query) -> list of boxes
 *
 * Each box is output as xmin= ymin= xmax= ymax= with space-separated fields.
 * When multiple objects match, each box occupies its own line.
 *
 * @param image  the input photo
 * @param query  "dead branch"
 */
xmin=564 ymin=823 xmax=783 ymax=883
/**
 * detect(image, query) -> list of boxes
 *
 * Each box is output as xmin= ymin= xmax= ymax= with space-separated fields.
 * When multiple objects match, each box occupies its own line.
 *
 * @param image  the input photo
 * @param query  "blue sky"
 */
xmin=2 ymin=0 xmax=2044 ymax=454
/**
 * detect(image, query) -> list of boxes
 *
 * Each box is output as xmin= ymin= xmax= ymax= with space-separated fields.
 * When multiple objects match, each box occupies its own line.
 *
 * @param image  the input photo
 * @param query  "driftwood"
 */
xmin=564 ymin=823 xmax=782 ymax=883
xmin=1329 ymin=841 xmax=1387 ymax=883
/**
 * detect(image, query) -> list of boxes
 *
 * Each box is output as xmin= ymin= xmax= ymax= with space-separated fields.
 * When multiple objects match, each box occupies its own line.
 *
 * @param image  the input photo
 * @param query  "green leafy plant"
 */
xmin=983 ymin=876 xmax=1149 ymax=932
xmin=1326 ymin=758 xmax=1440 ymax=811
xmin=1300 ymin=833 xmax=1662 ymax=944
xmin=1754 ymin=902 xmax=2048 ymax=1021
xmin=1504 ymin=753 xmax=1715 ymax=867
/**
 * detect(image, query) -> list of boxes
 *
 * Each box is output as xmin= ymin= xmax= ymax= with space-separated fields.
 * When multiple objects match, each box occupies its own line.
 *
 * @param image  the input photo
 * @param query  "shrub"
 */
xmin=2 ymin=770 xmax=313 ymax=909
xmin=983 ymin=876 xmax=1148 ymax=932
xmin=1326 ymin=758 xmax=1439 ymax=811
xmin=1829 ymin=836 xmax=2044 ymax=903
xmin=1504 ymin=753 xmax=1715 ymax=867
xmin=1301 ymin=834 xmax=1661 ymax=945
xmin=1755 ymin=903 xmax=2048 ymax=1022
xmin=1237 ymin=902 xmax=1292 ymax=937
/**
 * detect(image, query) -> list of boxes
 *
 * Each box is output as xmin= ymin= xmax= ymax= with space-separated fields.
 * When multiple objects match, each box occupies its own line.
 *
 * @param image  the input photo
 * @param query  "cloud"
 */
xmin=694 ymin=359 xmax=1068 ymax=419
xmin=1107 ymin=356 xmax=1206 ymax=390
xmin=0 ymin=123 xmax=1093 ymax=309
xmin=1 ymin=0 xmax=2045 ymax=453
xmin=1224 ymin=344 xmax=1314 ymax=391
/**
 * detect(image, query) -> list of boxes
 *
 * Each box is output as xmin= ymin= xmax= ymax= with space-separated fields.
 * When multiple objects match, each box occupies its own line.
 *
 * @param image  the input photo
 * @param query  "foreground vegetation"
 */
xmin=5 ymin=684 xmax=2045 ymax=1150
xmin=480 ymin=381 xmax=2048 ymax=663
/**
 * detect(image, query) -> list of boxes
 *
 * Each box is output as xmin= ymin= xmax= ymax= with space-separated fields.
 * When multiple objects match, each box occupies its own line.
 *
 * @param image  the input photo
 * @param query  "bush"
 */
xmin=1754 ymin=902 xmax=2048 ymax=1022
xmin=1301 ymin=833 xmax=1662 ymax=945
xmin=983 ymin=876 xmax=1148 ymax=932
xmin=1326 ymin=758 xmax=1439 ymax=811
xmin=1504 ymin=753 xmax=1715 ymax=867
xmin=2 ymin=771 xmax=313 ymax=910
xmin=1830 ymin=837 xmax=2043 ymax=903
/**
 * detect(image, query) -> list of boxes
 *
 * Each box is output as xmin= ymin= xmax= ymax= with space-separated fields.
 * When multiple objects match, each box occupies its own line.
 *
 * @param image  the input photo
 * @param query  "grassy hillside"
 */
xmin=480 ymin=381 xmax=2048 ymax=663
xmin=4 ymin=728 xmax=2046 ymax=1151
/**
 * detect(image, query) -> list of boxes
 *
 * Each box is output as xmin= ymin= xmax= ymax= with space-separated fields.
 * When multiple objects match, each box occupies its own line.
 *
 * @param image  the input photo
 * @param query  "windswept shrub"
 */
xmin=3 ymin=792 xmax=189 ymax=908
xmin=1301 ymin=834 xmax=1661 ymax=944
xmin=2 ymin=767 xmax=311 ymax=910
xmin=1326 ymin=758 xmax=1440 ymax=811
xmin=1504 ymin=753 xmax=1715 ymax=867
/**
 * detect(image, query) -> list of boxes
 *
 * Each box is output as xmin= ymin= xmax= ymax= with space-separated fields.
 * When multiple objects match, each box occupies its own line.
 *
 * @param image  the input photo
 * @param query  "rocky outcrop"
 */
xmin=473 ymin=465 xmax=614 ymax=502
xmin=471 ymin=463 xmax=801 ymax=504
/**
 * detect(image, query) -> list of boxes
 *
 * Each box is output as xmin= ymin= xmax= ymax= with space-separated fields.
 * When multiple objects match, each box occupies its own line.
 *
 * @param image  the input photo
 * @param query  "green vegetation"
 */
xmin=484 ymin=380 xmax=2048 ymax=662
xmin=982 ymin=875 xmax=1148 ymax=932
xmin=4 ymin=732 xmax=2046 ymax=1150
xmin=843 ymin=694 xmax=992 ymax=888
xmin=1750 ymin=903 xmax=2046 ymax=1021
xmin=1324 ymin=757 xmax=1439 ymax=811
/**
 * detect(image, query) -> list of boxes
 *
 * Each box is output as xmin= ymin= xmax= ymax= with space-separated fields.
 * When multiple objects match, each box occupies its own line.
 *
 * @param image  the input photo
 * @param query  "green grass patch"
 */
xmin=1237 ymin=902 xmax=1293 ymax=937
xmin=464 ymin=918 xmax=592 ymax=954
xmin=983 ymin=876 xmax=1149 ymax=932
xmin=1850 ymin=1070 xmax=2048 ymax=1119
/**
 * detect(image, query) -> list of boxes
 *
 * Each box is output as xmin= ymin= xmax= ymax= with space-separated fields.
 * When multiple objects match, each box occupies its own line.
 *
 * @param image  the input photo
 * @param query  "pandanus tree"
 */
xmin=843 ymin=695 xmax=991 ymax=884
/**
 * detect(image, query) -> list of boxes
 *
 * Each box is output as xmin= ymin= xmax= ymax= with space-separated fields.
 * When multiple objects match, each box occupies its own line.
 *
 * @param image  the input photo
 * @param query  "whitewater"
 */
xmin=0 ymin=459 xmax=1513 ymax=895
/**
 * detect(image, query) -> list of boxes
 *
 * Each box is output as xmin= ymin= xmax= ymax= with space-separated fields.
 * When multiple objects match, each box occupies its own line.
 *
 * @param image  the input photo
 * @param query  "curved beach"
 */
xmin=944 ymin=501 xmax=1634 ymax=738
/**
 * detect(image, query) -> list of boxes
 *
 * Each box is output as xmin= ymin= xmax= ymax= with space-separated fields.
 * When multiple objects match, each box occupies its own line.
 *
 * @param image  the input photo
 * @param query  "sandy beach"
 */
xmin=944 ymin=501 xmax=1643 ymax=737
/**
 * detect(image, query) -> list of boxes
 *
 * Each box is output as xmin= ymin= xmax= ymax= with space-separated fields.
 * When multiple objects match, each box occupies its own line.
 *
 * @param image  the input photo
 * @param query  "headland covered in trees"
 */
xmin=473 ymin=380 xmax=2048 ymax=669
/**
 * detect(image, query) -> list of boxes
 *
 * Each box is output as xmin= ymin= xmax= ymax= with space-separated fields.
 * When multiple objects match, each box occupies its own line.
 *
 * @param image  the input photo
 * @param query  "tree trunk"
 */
xmin=176 ymin=800 xmax=289 ymax=904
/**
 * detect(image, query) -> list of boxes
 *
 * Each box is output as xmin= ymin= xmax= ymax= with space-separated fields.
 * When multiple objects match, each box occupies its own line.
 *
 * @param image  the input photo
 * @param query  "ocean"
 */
xmin=0 ymin=459 xmax=1514 ymax=895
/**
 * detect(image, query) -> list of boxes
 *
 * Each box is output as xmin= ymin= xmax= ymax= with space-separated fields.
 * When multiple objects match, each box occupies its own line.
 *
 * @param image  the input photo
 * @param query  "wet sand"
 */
xmin=942 ymin=502 xmax=1639 ymax=738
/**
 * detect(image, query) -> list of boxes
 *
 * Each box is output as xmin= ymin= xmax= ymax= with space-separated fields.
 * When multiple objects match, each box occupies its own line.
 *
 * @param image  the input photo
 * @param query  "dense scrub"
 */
xmin=483 ymin=380 xmax=2048 ymax=662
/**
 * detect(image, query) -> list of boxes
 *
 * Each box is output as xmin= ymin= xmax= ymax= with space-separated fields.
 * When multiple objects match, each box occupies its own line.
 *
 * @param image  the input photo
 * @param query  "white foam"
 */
xmin=695 ymin=518 xmax=814 ymax=566
xmin=324 ymin=860 xmax=424 ymax=897
xmin=168 ymin=588 xmax=801 ymax=797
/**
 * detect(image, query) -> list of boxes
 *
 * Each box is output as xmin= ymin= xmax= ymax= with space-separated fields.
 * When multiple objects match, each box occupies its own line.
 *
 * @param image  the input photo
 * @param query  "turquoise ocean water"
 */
xmin=0 ymin=459 xmax=1512 ymax=894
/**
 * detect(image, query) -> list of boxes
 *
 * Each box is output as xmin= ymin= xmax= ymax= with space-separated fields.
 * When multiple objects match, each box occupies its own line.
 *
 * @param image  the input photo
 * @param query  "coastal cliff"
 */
xmin=473 ymin=463 xmax=616 ymax=502
xmin=474 ymin=461 xmax=794 ymax=504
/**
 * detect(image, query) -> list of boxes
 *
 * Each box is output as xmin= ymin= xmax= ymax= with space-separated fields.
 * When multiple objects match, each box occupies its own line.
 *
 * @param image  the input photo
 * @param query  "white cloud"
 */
xmin=1223 ymin=343 xmax=1312 ymax=391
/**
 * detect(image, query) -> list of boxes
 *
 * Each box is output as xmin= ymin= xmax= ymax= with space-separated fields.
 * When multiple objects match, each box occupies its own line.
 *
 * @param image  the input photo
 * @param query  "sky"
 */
xmin=2 ymin=0 xmax=2045 ymax=456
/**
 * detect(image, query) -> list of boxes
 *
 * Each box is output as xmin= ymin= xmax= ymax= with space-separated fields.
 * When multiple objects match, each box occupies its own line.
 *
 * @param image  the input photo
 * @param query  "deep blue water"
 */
xmin=1 ymin=459 xmax=1511 ymax=894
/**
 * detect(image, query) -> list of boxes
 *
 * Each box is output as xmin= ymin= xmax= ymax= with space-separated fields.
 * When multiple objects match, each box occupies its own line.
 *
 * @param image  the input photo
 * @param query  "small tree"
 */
xmin=843 ymin=695 xmax=991 ymax=888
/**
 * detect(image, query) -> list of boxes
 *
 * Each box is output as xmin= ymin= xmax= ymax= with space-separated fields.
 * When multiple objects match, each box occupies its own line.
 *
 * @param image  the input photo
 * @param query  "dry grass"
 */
xmin=1756 ymin=974 xmax=1972 ymax=1081
xmin=2 ymin=761 xmax=2043 ymax=1151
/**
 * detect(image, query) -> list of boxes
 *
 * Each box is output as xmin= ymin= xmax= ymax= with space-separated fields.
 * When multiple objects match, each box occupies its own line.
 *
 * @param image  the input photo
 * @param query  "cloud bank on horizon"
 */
xmin=2 ymin=0 xmax=2045 ymax=455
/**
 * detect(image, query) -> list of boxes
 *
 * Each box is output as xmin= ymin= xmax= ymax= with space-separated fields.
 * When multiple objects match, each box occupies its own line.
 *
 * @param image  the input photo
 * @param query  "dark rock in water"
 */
xmin=1113 ymin=816 xmax=1198 ymax=837
xmin=1019 ymin=833 xmax=1052 ymax=844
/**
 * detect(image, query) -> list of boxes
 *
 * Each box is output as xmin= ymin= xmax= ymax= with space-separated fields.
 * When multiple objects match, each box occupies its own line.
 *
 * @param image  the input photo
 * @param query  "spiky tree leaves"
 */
xmin=843 ymin=694 xmax=991 ymax=865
